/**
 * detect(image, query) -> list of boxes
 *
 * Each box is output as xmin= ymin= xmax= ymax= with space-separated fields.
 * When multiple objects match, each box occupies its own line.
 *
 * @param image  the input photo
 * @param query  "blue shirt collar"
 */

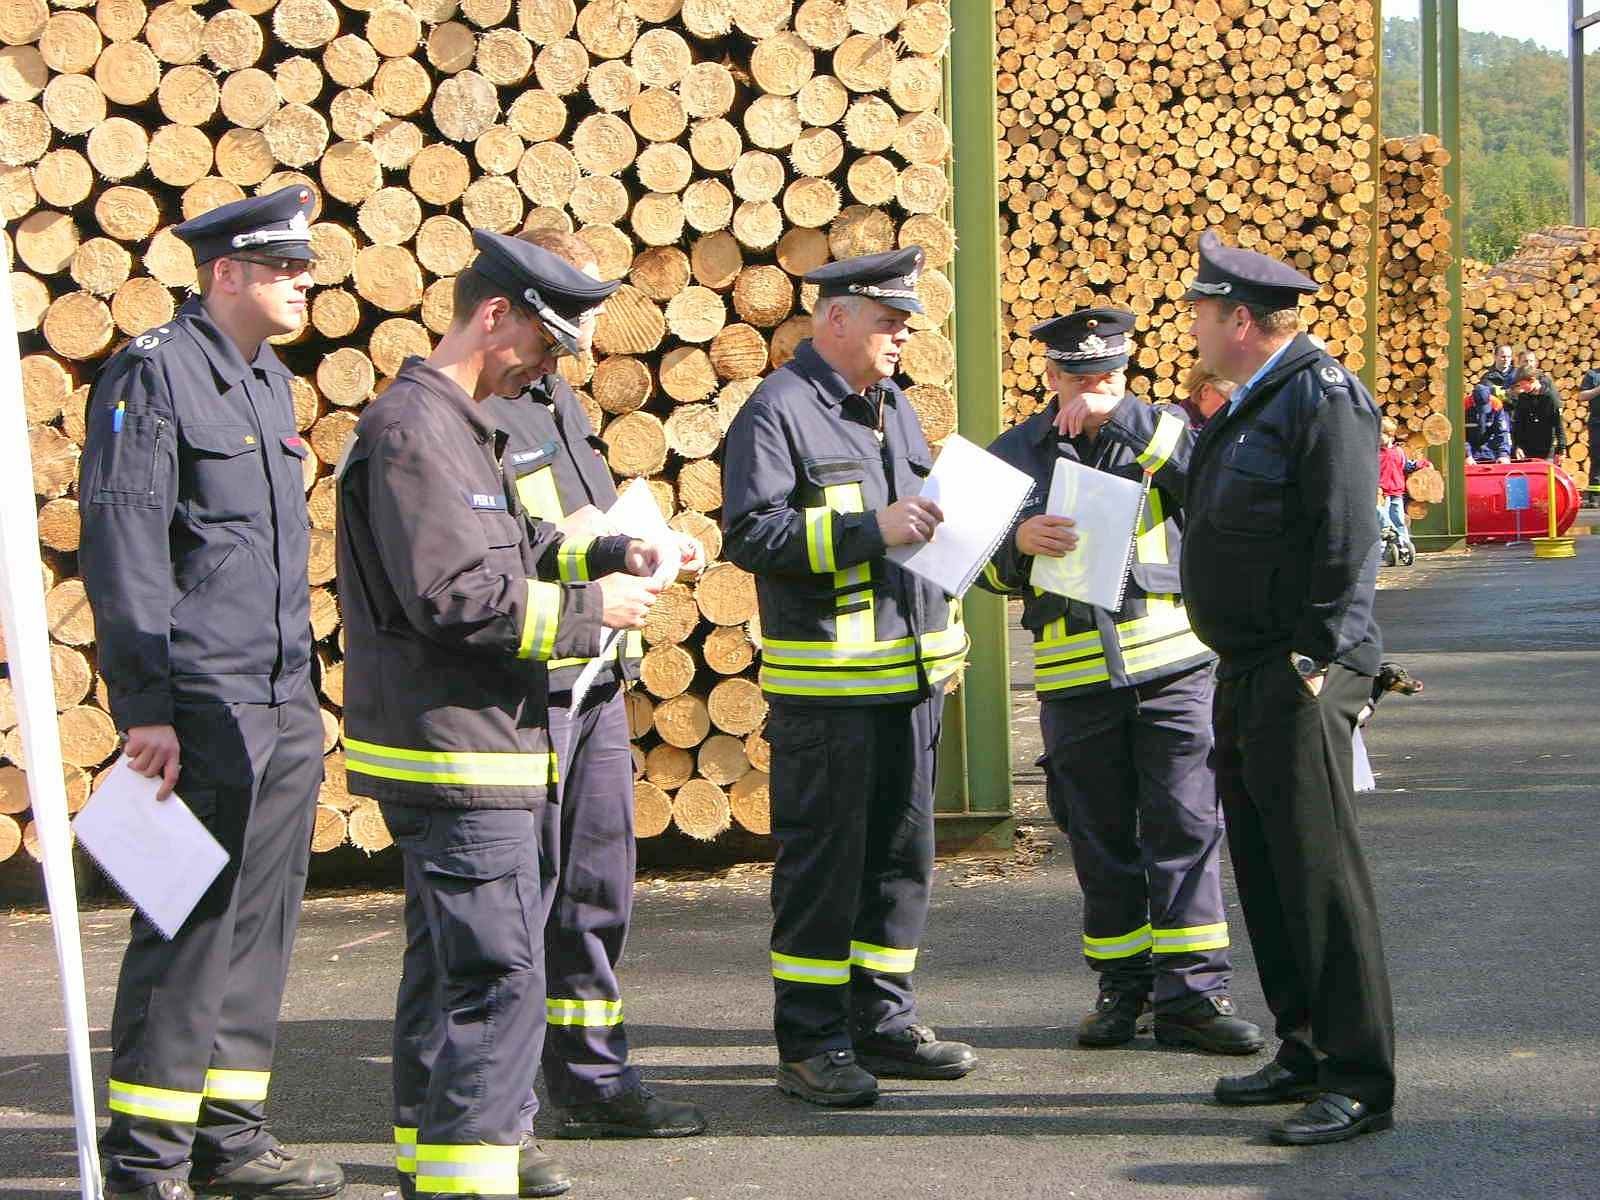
xmin=1228 ymin=338 xmax=1295 ymax=414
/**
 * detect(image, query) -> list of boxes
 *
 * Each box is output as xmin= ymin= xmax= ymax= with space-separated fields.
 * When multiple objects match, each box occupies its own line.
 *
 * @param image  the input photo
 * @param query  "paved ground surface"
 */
xmin=4 ymin=523 xmax=1599 ymax=1199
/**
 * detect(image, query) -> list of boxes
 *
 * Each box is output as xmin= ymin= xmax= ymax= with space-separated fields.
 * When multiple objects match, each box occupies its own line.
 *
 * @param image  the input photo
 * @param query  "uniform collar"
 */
xmin=396 ymin=355 xmax=504 ymax=444
xmin=176 ymin=296 xmax=292 ymax=384
xmin=792 ymin=340 xmax=897 ymax=410
xmin=1027 ymin=403 xmax=1061 ymax=447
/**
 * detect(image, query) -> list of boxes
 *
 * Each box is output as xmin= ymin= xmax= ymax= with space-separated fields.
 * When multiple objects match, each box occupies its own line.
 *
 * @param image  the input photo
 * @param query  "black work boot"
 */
xmin=108 ymin=1182 xmax=195 ymax=1200
xmin=776 ymin=1049 xmax=879 ymax=1107
xmin=855 ymin=1023 xmax=978 ymax=1080
xmin=516 ymin=1132 xmax=571 ymax=1197
xmin=1077 ymin=987 xmax=1151 ymax=1047
xmin=1154 ymin=994 xmax=1267 ymax=1055
xmin=554 ymin=1083 xmax=707 ymax=1139
xmin=189 ymin=1146 xmax=343 ymax=1199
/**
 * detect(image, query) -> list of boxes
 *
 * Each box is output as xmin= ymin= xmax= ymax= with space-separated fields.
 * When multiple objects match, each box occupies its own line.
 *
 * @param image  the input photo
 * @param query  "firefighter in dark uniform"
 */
xmin=78 ymin=188 xmax=342 ymax=1199
xmin=978 ymin=309 xmax=1265 ymax=1056
xmin=1180 ymin=232 xmax=1396 ymax=1146
xmin=723 ymin=248 xmax=978 ymax=1108
xmin=485 ymin=229 xmax=707 ymax=1141
xmin=336 ymin=232 xmax=665 ymax=1198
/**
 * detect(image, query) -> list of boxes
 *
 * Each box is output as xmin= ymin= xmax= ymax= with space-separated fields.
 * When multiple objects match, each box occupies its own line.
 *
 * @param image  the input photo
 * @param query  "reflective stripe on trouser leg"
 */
xmin=1038 ymin=689 xmax=1155 ymax=993
xmin=382 ymin=806 xmax=548 ymax=1154
xmin=101 ymin=683 xmax=321 ymax=1188
xmin=415 ymin=1143 xmax=520 ymax=1195
xmin=540 ymin=689 xmax=641 ymax=1108
xmin=850 ymin=692 xmax=941 ymax=1042
xmin=1126 ymin=665 xmax=1233 ymax=1009
xmin=395 ymin=1126 xmax=418 ymax=1174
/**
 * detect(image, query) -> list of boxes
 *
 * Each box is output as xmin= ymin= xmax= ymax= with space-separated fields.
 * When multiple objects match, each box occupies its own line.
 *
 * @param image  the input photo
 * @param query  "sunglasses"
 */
xmin=230 ymin=254 xmax=313 ymax=274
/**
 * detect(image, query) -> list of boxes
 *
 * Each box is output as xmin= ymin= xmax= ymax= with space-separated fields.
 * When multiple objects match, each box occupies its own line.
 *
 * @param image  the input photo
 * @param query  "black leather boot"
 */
xmin=554 ymin=1083 xmax=707 ymax=1139
xmin=189 ymin=1146 xmax=343 ymax=1199
xmin=1213 ymin=1061 xmax=1322 ymax=1106
xmin=516 ymin=1132 xmax=572 ymax=1198
xmin=1153 ymin=994 xmax=1266 ymax=1055
xmin=1077 ymin=987 xmax=1150 ymax=1047
xmin=108 ymin=1182 xmax=195 ymax=1200
xmin=776 ymin=1049 xmax=879 ymax=1107
xmin=855 ymin=1023 xmax=977 ymax=1080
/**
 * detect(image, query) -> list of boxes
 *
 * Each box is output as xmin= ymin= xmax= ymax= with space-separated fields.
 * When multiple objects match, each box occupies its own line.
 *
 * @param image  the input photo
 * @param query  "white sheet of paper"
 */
xmin=567 ymin=480 xmax=678 ymax=710
xmin=72 ymin=756 xmax=228 ymax=940
xmin=1029 ymin=457 xmax=1148 ymax=611
xmin=886 ymin=434 xmax=1034 ymax=597
xmin=1352 ymin=727 xmax=1376 ymax=792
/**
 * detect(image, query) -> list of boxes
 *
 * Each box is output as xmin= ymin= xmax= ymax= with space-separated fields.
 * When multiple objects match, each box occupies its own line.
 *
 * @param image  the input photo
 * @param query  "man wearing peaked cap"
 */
xmin=1180 ymin=232 xmax=1397 ymax=1146
xmin=78 ymin=187 xmax=342 ymax=1196
xmin=723 ymin=246 xmax=978 ymax=1108
xmin=337 ymin=227 xmax=667 ymax=1199
xmin=978 ymin=308 xmax=1265 ymax=1060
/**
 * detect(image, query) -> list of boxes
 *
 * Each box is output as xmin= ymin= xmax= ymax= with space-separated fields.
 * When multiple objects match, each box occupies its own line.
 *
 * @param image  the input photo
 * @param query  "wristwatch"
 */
xmin=1289 ymin=652 xmax=1327 ymax=680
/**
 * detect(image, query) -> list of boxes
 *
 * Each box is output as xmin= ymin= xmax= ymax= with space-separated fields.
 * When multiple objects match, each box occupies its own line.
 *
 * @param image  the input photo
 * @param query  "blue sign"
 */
xmin=1505 ymin=474 xmax=1532 ymax=512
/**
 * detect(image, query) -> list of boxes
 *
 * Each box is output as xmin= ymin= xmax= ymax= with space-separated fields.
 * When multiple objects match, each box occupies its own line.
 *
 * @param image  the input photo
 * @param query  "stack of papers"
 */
xmin=1029 ymin=457 xmax=1149 ymax=611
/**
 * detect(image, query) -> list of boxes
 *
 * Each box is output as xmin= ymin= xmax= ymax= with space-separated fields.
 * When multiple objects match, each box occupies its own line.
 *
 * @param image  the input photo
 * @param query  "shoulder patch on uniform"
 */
xmin=1319 ymin=366 xmax=1343 ymax=385
xmin=129 ymin=326 xmax=174 ymax=355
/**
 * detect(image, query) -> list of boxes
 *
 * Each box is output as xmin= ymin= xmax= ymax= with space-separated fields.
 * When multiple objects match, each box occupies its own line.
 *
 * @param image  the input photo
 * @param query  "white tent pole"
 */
xmin=0 ymin=253 xmax=105 ymax=1197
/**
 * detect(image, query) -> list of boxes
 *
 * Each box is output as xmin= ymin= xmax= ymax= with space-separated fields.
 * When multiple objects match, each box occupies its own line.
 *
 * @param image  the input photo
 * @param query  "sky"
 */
xmin=1383 ymin=0 xmax=1572 ymax=53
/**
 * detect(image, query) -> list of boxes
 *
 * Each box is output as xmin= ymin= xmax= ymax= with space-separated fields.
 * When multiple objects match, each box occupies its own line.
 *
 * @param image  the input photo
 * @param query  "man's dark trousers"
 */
xmin=1214 ymin=659 xmax=1396 ymax=1110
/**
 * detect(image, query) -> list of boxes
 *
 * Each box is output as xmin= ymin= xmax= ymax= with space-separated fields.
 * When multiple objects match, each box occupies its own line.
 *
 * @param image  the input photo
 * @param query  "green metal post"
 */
xmin=1361 ymin=14 xmax=1383 ymax=395
xmin=933 ymin=3 xmax=1013 ymax=852
xmin=1413 ymin=0 xmax=1469 ymax=551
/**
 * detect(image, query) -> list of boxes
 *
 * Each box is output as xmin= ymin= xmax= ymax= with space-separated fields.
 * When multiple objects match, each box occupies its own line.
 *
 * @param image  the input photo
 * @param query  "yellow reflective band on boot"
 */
xmin=107 ymin=1078 xmax=202 ymax=1123
xmin=345 ymin=738 xmax=557 ymax=788
xmin=771 ymin=951 xmax=851 ymax=985
xmin=1152 ymin=923 xmax=1230 ymax=954
xmin=556 ymin=538 xmax=593 ymax=583
xmin=415 ymin=1143 xmax=519 ymax=1196
xmin=202 ymin=1068 xmax=270 ymax=1102
xmin=1135 ymin=410 xmax=1185 ymax=474
xmin=395 ymin=1125 xmax=418 ymax=1174
xmin=515 ymin=467 xmax=563 ymax=522
xmin=547 ymin=997 xmax=624 ymax=1027
xmin=516 ymin=580 xmax=562 ymax=661
xmin=1082 ymin=924 xmax=1154 ymax=960
xmin=849 ymin=941 xmax=918 ymax=974
xmin=804 ymin=506 xmax=836 ymax=573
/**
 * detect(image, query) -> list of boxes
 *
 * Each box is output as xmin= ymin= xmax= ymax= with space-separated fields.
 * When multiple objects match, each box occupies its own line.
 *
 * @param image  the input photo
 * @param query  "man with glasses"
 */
xmin=336 ymin=231 xmax=665 ymax=1198
xmin=79 ymin=187 xmax=342 ymax=1198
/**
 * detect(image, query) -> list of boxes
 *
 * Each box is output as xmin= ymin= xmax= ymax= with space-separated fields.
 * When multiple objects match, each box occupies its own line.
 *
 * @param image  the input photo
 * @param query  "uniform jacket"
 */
xmin=722 ymin=340 xmax=967 ymax=706
xmin=1510 ymin=371 xmax=1566 ymax=459
xmin=1467 ymin=395 xmax=1513 ymax=461
xmin=79 ymin=297 xmax=311 ymax=730
xmin=979 ymin=397 xmax=1214 ymax=698
xmin=335 ymin=357 xmax=625 ymax=809
xmin=485 ymin=375 xmax=643 ymax=696
xmin=1182 ymin=334 xmax=1383 ymax=679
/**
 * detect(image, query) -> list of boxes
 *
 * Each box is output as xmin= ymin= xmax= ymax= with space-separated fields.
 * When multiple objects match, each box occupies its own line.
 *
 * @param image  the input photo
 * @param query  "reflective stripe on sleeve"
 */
xmin=556 ymin=537 xmax=593 ymax=583
xmin=546 ymin=997 xmax=624 ymax=1027
xmin=107 ymin=1078 xmax=202 ymax=1123
xmin=344 ymin=738 xmax=556 ymax=788
xmin=1082 ymin=923 xmax=1154 ymax=960
xmin=202 ymin=1068 xmax=270 ymax=1102
xmin=517 ymin=580 xmax=562 ymax=661
xmin=1152 ymin=923 xmax=1229 ymax=954
xmin=804 ymin=506 xmax=836 ymax=573
xmin=415 ymin=1143 xmax=519 ymax=1195
xmin=1134 ymin=487 xmax=1168 ymax=565
xmin=514 ymin=466 xmax=562 ymax=522
xmin=849 ymin=940 xmax=918 ymax=974
xmin=1135 ymin=410 xmax=1185 ymax=474
xmin=771 ymin=951 xmax=851 ymax=985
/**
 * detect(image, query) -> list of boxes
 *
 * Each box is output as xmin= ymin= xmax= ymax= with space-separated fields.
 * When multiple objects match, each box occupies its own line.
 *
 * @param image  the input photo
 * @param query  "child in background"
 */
xmin=1378 ymin=417 xmax=1423 ymax=566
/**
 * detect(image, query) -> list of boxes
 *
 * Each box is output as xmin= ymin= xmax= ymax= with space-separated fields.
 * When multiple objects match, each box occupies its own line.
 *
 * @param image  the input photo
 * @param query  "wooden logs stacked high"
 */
xmin=7 ymin=0 xmax=959 ymax=866
xmin=994 ymin=0 xmax=1379 ymax=426
xmin=1464 ymin=228 xmax=1600 ymax=487
xmin=1375 ymin=134 xmax=1451 ymax=520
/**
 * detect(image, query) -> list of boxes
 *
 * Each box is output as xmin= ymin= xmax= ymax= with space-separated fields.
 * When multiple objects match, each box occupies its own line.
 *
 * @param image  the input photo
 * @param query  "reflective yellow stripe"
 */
xmin=515 ymin=466 xmax=563 ymax=522
xmin=547 ymin=997 xmax=624 ymax=1027
xmin=1152 ymin=922 xmax=1230 ymax=953
xmin=771 ymin=951 xmax=851 ymax=985
xmin=202 ymin=1068 xmax=269 ymax=1102
xmin=804 ymin=506 xmax=836 ymax=573
xmin=1135 ymin=410 xmax=1185 ymax=474
xmin=1121 ymin=631 xmax=1211 ymax=676
xmin=516 ymin=579 xmax=562 ymax=661
xmin=1082 ymin=924 xmax=1154 ymax=960
xmin=849 ymin=940 xmax=918 ymax=974
xmin=1135 ymin=486 xmax=1168 ymax=565
xmin=823 ymin=482 xmax=874 ymax=643
xmin=395 ymin=1125 xmax=418 ymax=1174
xmin=758 ymin=620 xmax=968 ymax=698
xmin=345 ymin=738 xmax=556 ymax=787
xmin=556 ymin=537 xmax=593 ymax=582
xmin=415 ymin=1143 xmax=519 ymax=1195
xmin=107 ymin=1078 xmax=202 ymax=1123
xmin=980 ymin=559 xmax=1011 ymax=593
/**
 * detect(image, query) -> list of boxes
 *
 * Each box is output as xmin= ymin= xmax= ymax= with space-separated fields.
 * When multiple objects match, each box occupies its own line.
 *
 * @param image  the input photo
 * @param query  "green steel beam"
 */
xmin=1361 ymin=12 xmax=1383 ymax=395
xmin=935 ymin=2 xmax=1012 ymax=849
xmin=1421 ymin=0 xmax=1440 ymax=133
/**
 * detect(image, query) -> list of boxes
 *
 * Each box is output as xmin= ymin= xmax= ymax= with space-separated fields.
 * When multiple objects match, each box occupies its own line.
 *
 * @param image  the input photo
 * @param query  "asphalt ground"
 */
xmin=3 ymin=524 xmax=1598 ymax=1199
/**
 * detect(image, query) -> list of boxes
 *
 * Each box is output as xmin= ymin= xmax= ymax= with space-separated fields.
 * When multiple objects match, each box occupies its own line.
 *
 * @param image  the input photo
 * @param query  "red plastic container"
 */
xmin=1464 ymin=461 xmax=1580 ymax=543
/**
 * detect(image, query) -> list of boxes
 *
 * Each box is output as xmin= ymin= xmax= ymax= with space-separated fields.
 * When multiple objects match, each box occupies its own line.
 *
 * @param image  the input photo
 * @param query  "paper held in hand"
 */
xmin=1029 ymin=456 xmax=1149 ymax=611
xmin=885 ymin=434 xmax=1035 ymax=597
xmin=71 ymin=755 xmax=229 ymax=940
xmin=567 ymin=479 xmax=679 ymax=710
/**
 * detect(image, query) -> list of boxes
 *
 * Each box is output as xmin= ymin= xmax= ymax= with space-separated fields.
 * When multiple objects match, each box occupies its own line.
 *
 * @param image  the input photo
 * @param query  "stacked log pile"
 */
xmin=1464 ymin=228 xmax=1600 ymax=487
xmin=1375 ymin=134 xmax=1450 ymax=519
xmin=5 ymin=0 xmax=960 ymax=869
xmin=994 ymin=0 xmax=1379 ymax=425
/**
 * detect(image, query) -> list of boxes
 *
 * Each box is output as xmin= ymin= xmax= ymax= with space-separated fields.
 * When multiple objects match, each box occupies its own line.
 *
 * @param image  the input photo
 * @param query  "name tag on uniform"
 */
xmin=509 ymin=441 xmax=558 ymax=471
xmin=465 ymin=492 xmax=508 ymax=511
